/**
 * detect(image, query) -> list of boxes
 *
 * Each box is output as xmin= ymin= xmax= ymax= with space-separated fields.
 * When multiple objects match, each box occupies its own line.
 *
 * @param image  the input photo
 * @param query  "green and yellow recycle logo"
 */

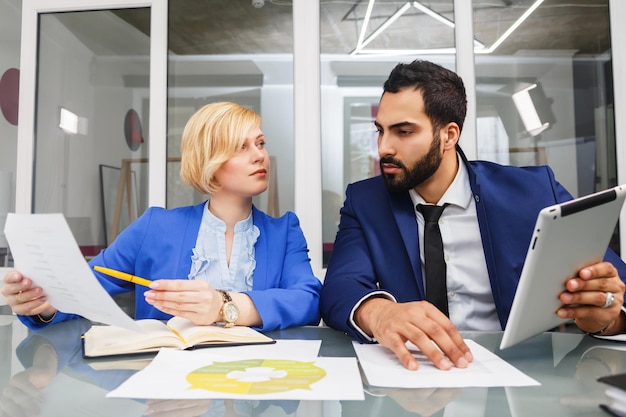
xmin=186 ymin=359 xmax=326 ymax=394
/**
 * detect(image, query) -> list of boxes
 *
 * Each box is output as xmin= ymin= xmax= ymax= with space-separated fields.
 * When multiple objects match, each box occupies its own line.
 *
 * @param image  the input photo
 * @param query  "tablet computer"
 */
xmin=500 ymin=184 xmax=626 ymax=350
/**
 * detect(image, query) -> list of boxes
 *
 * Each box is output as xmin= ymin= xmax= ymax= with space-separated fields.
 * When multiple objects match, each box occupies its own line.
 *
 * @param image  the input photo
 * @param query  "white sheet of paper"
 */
xmin=354 ymin=339 xmax=539 ymax=388
xmin=107 ymin=340 xmax=364 ymax=400
xmin=4 ymin=213 xmax=140 ymax=331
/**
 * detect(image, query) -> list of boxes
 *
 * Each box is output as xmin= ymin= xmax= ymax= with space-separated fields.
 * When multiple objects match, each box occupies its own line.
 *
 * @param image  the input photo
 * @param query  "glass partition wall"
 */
xmin=164 ymin=2 xmax=295 ymax=215
xmin=22 ymin=1 xmax=296 ymax=258
xmin=319 ymin=0 xmax=619 ymax=265
xmin=109 ymin=0 xmax=295 ymax=216
xmin=34 ymin=9 xmax=152 ymax=258
xmin=474 ymin=0 xmax=614 ymax=193
xmin=10 ymin=0 xmax=623 ymax=274
xmin=320 ymin=0 xmax=458 ymax=265
xmin=0 ymin=0 xmax=20 ymax=268
xmin=472 ymin=0 xmax=618 ymax=252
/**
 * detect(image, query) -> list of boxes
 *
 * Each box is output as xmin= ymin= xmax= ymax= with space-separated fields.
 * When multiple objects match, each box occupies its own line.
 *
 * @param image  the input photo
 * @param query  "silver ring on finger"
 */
xmin=603 ymin=291 xmax=615 ymax=308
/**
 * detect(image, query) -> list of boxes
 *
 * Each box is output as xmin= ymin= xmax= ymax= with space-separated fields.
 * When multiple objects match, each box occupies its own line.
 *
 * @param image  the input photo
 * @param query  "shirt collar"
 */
xmin=203 ymin=200 xmax=255 ymax=233
xmin=409 ymin=152 xmax=473 ymax=210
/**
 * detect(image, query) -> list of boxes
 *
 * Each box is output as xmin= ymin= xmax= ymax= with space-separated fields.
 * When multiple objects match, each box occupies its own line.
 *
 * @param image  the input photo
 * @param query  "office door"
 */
xmin=16 ymin=0 xmax=166 ymax=256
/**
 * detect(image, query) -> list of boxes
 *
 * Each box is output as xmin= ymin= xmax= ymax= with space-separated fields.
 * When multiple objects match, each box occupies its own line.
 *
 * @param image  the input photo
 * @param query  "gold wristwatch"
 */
xmin=217 ymin=289 xmax=239 ymax=327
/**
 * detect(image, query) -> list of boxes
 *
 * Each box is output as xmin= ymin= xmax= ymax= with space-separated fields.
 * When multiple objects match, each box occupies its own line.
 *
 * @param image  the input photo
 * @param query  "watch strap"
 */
xmin=216 ymin=289 xmax=237 ymax=326
xmin=217 ymin=289 xmax=232 ymax=303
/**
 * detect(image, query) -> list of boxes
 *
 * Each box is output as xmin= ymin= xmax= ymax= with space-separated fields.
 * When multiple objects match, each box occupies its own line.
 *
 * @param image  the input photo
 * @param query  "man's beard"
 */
xmin=380 ymin=133 xmax=442 ymax=192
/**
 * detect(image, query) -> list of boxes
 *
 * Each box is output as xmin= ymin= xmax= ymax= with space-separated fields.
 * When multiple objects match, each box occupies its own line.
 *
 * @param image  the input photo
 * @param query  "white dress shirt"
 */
xmin=410 ymin=156 xmax=500 ymax=331
xmin=350 ymin=155 xmax=500 ymax=340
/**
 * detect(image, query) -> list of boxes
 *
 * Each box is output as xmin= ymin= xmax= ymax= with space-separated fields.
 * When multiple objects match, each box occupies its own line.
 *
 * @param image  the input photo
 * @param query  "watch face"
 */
xmin=223 ymin=301 xmax=239 ymax=322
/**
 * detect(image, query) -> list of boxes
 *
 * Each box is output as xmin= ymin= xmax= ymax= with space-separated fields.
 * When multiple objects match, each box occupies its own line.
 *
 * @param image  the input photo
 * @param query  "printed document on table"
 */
xmin=107 ymin=340 xmax=364 ymax=400
xmin=354 ymin=339 xmax=539 ymax=388
xmin=4 ymin=213 xmax=141 ymax=331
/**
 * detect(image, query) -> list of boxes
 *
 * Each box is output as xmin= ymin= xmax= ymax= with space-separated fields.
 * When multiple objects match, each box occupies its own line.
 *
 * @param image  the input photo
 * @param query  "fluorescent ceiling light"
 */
xmin=354 ymin=0 xmax=377 ymax=52
xmin=352 ymin=0 xmax=543 ymax=56
xmin=412 ymin=1 xmax=454 ymax=28
xmin=358 ymin=2 xmax=412 ymax=50
xmin=476 ymin=0 xmax=545 ymax=54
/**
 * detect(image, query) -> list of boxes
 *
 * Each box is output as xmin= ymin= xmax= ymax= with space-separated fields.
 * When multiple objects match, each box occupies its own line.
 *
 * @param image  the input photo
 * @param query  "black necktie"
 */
xmin=417 ymin=204 xmax=449 ymax=316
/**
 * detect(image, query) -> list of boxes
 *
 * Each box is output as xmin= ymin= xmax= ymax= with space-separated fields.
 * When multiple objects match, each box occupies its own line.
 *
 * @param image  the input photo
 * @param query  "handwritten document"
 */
xmin=354 ymin=339 xmax=539 ymax=388
xmin=4 ymin=213 xmax=140 ymax=331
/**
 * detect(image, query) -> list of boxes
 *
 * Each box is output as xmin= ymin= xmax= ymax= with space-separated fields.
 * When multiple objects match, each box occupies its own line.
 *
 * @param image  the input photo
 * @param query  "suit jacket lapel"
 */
xmin=389 ymin=190 xmax=425 ymax=298
xmin=251 ymin=207 xmax=268 ymax=290
xmin=178 ymin=202 xmax=206 ymax=277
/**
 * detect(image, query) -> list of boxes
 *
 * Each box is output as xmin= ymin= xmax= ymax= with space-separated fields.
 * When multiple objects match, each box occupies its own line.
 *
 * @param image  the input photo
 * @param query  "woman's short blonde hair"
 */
xmin=180 ymin=102 xmax=261 ymax=195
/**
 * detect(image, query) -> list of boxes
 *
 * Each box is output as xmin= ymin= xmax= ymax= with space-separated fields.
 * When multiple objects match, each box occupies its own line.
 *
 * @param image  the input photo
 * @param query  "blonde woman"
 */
xmin=3 ymin=102 xmax=322 ymax=331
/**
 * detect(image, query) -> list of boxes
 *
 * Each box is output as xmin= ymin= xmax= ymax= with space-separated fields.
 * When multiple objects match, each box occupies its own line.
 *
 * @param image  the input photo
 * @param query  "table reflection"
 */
xmin=0 ymin=317 xmax=625 ymax=417
xmin=0 ymin=318 xmax=301 ymax=417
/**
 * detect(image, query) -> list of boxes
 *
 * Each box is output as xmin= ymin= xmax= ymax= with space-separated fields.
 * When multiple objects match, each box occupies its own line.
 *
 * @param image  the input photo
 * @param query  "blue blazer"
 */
xmin=320 ymin=151 xmax=626 ymax=341
xmin=21 ymin=204 xmax=322 ymax=331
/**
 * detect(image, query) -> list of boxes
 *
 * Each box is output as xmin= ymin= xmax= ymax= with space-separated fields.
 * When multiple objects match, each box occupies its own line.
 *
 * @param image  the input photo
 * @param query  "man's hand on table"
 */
xmin=354 ymin=297 xmax=473 ymax=370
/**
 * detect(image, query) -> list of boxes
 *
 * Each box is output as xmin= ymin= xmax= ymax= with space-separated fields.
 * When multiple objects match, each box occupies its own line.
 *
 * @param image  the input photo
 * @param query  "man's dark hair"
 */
xmin=383 ymin=60 xmax=467 ymax=133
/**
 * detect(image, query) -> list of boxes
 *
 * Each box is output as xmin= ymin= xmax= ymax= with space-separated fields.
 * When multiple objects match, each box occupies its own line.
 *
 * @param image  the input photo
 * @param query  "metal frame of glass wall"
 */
xmin=11 ymin=0 xmax=626 ymax=278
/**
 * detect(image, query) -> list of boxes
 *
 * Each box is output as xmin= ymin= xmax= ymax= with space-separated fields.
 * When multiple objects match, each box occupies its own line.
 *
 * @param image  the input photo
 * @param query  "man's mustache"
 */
xmin=379 ymin=156 xmax=406 ymax=171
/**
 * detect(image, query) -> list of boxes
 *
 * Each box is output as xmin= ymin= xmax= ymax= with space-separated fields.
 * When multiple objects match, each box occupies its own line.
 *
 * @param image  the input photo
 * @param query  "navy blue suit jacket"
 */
xmin=320 ymin=152 xmax=626 ymax=342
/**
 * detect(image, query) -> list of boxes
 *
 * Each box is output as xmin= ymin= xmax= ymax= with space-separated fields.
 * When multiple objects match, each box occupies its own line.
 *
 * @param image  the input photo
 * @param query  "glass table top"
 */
xmin=0 ymin=314 xmax=622 ymax=417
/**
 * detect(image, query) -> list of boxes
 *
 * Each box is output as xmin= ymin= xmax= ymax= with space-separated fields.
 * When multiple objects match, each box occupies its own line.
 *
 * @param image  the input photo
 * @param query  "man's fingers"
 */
xmin=414 ymin=310 xmax=473 ymax=369
xmin=416 ymin=341 xmax=454 ymax=370
xmin=368 ymin=301 xmax=473 ymax=370
xmin=386 ymin=339 xmax=419 ymax=370
xmin=579 ymin=262 xmax=617 ymax=280
xmin=383 ymin=327 xmax=470 ymax=371
xmin=560 ymin=289 xmax=623 ymax=309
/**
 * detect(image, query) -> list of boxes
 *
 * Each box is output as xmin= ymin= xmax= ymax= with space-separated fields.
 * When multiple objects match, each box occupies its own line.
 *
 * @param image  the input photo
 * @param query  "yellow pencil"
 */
xmin=93 ymin=266 xmax=153 ymax=287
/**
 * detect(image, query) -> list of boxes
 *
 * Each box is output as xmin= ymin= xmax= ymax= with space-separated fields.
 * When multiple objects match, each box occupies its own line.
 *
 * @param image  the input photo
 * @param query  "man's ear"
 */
xmin=442 ymin=122 xmax=460 ymax=150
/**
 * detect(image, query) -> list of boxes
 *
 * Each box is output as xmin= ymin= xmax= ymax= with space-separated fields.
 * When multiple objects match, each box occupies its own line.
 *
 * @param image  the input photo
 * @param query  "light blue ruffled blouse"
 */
xmin=188 ymin=201 xmax=260 ymax=291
